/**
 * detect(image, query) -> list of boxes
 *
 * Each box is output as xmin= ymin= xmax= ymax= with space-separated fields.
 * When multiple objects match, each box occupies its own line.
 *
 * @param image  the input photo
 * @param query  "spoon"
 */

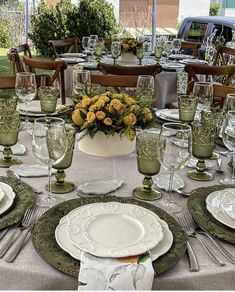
xmin=216 ymin=157 xmax=225 ymax=174
xmin=6 ymin=170 xmax=43 ymax=194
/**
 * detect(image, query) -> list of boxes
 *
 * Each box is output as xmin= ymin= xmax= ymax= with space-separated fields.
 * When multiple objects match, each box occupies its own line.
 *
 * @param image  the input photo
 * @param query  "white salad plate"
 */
xmin=81 ymin=62 xmax=98 ymax=70
xmin=179 ymin=59 xmax=208 ymax=65
xmin=154 ymin=173 xmax=185 ymax=191
xmin=0 ymin=189 xmax=4 ymax=202
xmin=155 ymin=109 xmax=180 ymax=122
xmin=161 ymin=63 xmax=185 ymax=70
xmin=65 ymin=202 xmax=163 ymax=258
xmin=55 ymin=212 xmax=173 ymax=261
xmin=222 ymin=203 xmax=235 ymax=221
xmin=59 ymin=57 xmax=85 ymax=64
xmin=169 ymin=54 xmax=194 ymax=60
xmin=206 ymin=188 xmax=235 ymax=229
xmin=0 ymin=182 xmax=15 ymax=215
xmin=60 ymin=53 xmax=86 ymax=58
xmin=77 ymin=180 xmax=123 ymax=195
xmin=10 ymin=164 xmax=56 ymax=177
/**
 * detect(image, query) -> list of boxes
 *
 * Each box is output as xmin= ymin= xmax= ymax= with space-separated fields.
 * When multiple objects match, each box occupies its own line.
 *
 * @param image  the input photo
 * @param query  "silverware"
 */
xmin=5 ymin=208 xmax=44 ymax=263
xmin=0 ymin=228 xmax=9 ymax=240
xmin=177 ymin=216 xmax=199 ymax=272
xmin=0 ymin=207 xmax=35 ymax=257
xmin=6 ymin=169 xmax=43 ymax=194
xmin=216 ymin=156 xmax=225 ymax=174
xmin=179 ymin=212 xmax=225 ymax=266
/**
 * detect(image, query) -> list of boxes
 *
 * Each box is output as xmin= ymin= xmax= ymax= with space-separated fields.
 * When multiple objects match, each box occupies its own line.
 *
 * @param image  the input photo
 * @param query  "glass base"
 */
xmin=0 ymin=157 xmax=22 ymax=168
xmin=210 ymin=151 xmax=219 ymax=160
xmin=21 ymin=120 xmax=32 ymax=130
xmin=36 ymin=195 xmax=64 ymax=208
xmin=187 ymin=170 xmax=213 ymax=181
xmin=156 ymin=199 xmax=183 ymax=213
xmin=133 ymin=187 xmax=161 ymax=201
xmin=220 ymin=177 xmax=235 ymax=185
xmin=48 ymin=181 xmax=76 ymax=194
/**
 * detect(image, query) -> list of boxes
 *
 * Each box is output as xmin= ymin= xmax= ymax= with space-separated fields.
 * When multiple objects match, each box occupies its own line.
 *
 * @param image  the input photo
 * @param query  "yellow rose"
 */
xmin=122 ymin=44 xmax=129 ymax=50
xmin=87 ymin=111 xmax=96 ymax=123
xmin=130 ymin=104 xmax=141 ymax=113
xmin=123 ymin=113 xmax=137 ymax=126
xmin=72 ymin=108 xmax=87 ymax=126
xmin=103 ymin=117 xmax=113 ymax=126
xmin=110 ymin=99 xmax=123 ymax=111
xmin=143 ymin=108 xmax=153 ymax=121
xmin=124 ymin=97 xmax=136 ymax=106
xmin=81 ymin=97 xmax=92 ymax=107
xmin=95 ymin=100 xmax=105 ymax=109
xmin=113 ymin=94 xmax=124 ymax=100
xmin=91 ymin=95 xmax=99 ymax=103
xmin=96 ymin=111 xmax=106 ymax=120
xmin=99 ymin=95 xmax=110 ymax=103
xmin=89 ymin=104 xmax=97 ymax=112
xmin=75 ymin=102 xmax=82 ymax=109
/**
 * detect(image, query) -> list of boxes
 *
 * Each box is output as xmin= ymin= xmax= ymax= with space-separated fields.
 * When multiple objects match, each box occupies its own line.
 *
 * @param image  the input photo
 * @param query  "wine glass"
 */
xmin=163 ymin=41 xmax=173 ymax=62
xmin=155 ymin=42 xmax=164 ymax=63
xmin=136 ymin=75 xmax=154 ymax=98
xmin=193 ymin=82 xmax=213 ymax=111
xmin=88 ymin=36 xmax=97 ymax=61
xmin=136 ymin=45 xmax=144 ymax=65
xmin=72 ymin=69 xmax=91 ymax=97
xmin=38 ymin=86 xmax=59 ymax=116
xmin=94 ymin=40 xmax=104 ymax=62
xmin=82 ymin=36 xmax=90 ymax=61
xmin=178 ymin=95 xmax=198 ymax=123
xmin=220 ymin=110 xmax=235 ymax=184
xmin=133 ymin=130 xmax=162 ymax=201
xmin=15 ymin=72 xmax=37 ymax=129
xmin=32 ymin=117 xmax=67 ymax=208
xmin=157 ymin=123 xmax=191 ymax=213
xmin=172 ymin=38 xmax=182 ymax=55
xmin=143 ymin=36 xmax=152 ymax=65
xmin=111 ymin=41 xmax=121 ymax=65
xmin=223 ymin=93 xmax=235 ymax=112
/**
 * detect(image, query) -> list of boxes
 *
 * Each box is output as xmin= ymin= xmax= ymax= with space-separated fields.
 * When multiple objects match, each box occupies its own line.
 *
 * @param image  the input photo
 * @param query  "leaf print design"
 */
xmin=109 ymin=265 xmax=128 ymax=283
xmin=130 ymin=263 xmax=146 ymax=289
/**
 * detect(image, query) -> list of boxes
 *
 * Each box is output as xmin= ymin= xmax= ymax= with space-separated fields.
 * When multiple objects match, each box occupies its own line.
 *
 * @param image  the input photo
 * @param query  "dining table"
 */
xmin=0 ymin=122 xmax=234 ymax=290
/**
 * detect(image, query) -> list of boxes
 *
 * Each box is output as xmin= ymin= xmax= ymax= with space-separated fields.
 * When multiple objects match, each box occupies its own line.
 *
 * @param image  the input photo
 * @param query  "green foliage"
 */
xmin=0 ymin=21 xmax=12 ymax=48
xmin=29 ymin=0 xmax=119 ymax=56
xmin=210 ymin=3 xmax=220 ymax=16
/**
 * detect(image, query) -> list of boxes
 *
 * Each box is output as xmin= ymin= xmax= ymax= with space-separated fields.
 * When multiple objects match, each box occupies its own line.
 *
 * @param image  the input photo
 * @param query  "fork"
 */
xmin=0 ymin=207 xmax=35 ymax=257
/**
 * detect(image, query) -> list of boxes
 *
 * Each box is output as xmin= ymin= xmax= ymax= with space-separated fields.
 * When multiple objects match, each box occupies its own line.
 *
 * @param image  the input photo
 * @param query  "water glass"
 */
xmin=163 ymin=41 xmax=173 ymax=62
xmin=94 ymin=40 xmax=104 ymax=61
xmin=88 ymin=36 xmax=97 ymax=61
xmin=223 ymin=93 xmax=235 ymax=113
xmin=143 ymin=36 xmax=152 ymax=65
xmin=73 ymin=69 xmax=91 ymax=96
xmin=133 ymin=130 xmax=162 ymax=201
xmin=82 ymin=36 xmax=90 ymax=61
xmin=0 ymin=110 xmax=22 ymax=167
xmin=155 ymin=43 xmax=164 ymax=63
xmin=172 ymin=38 xmax=182 ymax=55
xmin=136 ymin=75 xmax=154 ymax=97
xmin=193 ymin=82 xmax=213 ymax=111
xmin=111 ymin=41 xmax=121 ymax=65
xmin=136 ymin=45 xmax=144 ymax=65
xmin=178 ymin=95 xmax=198 ymax=123
xmin=0 ymin=97 xmax=17 ymax=112
xmin=38 ymin=86 xmax=59 ymax=115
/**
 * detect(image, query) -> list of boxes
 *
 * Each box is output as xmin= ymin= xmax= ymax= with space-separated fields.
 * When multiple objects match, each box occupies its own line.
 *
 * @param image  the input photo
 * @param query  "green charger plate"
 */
xmin=188 ymin=184 xmax=235 ymax=243
xmin=31 ymin=196 xmax=187 ymax=278
xmin=0 ymin=176 xmax=35 ymax=230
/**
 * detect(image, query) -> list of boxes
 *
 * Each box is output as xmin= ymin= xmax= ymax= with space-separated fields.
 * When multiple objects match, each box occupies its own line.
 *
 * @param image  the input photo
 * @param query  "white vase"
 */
xmin=78 ymin=132 xmax=136 ymax=157
xmin=120 ymin=52 xmax=138 ymax=64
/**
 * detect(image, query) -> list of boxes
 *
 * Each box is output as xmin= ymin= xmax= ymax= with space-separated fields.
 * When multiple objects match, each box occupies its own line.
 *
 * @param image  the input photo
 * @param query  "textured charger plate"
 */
xmin=0 ymin=176 xmax=35 ymax=230
xmin=188 ymin=184 xmax=235 ymax=243
xmin=31 ymin=196 xmax=187 ymax=278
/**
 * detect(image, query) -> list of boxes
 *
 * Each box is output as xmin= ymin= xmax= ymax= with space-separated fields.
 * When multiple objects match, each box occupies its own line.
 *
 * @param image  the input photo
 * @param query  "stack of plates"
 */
xmin=0 ymin=182 xmax=16 ymax=216
xmin=55 ymin=202 xmax=173 ymax=260
xmin=206 ymin=188 xmax=235 ymax=229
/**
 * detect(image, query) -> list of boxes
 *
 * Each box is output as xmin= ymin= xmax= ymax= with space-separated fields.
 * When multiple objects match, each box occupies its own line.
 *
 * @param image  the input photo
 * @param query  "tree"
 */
xmin=210 ymin=3 xmax=220 ymax=16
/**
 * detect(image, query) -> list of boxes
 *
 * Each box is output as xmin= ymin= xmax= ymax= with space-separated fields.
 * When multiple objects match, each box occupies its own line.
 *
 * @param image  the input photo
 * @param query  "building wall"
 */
xmin=178 ymin=0 xmax=210 ymax=22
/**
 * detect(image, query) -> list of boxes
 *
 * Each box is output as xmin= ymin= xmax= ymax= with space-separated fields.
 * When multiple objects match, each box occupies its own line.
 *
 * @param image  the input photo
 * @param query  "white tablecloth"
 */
xmin=0 ymin=130 xmax=234 ymax=290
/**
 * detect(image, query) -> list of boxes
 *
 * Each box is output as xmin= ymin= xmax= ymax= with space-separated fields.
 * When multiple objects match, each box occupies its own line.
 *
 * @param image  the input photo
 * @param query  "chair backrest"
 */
xmin=7 ymin=43 xmax=32 ymax=75
xmin=184 ymin=63 xmax=235 ymax=86
xmin=48 ymin=37 xmax=79 ymax=58
xmin=23 ymin=56 xmax=67 ymax=104
xmin=97 ymin=63 xmax=162 ymax=76
xmin=91 ymin=74 xmax=138 ymax=88
xmin=213 ymin=46 xmax=235 ymax=66
xmin=181 ymin=41 xmax=201 ymax=57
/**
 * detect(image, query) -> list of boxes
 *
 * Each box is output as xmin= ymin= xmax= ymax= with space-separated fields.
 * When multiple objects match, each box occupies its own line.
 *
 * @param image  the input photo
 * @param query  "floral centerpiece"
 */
xmin=121 ymin=38 xmax=144 ymax=55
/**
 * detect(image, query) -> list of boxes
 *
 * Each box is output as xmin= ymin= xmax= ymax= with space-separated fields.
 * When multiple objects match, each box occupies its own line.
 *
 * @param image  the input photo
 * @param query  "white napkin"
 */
xmin=0 ymin=143 xmax=26 ymax=156
xmin=78 ymin=252 xmax=154 ymax=290
xmin=10 ymin=164 xmax=56 ymax=177
xmin=77 ymin=180 xmax=123 ymax=195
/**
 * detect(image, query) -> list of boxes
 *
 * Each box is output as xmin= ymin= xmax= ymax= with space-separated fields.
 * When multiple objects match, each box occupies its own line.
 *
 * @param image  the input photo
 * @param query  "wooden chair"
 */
xmin=181 ymin=41 xmax=202 ymax=57
xmin=23 ymin=56 xmax=67 ymax=104
xmin=90 ymin=74 xmax=138 ymax=89
xmin=0 ymin=75 xmax=51 ymax=89
xmin=213 ymin=46 xmax=235 ymax=66
xmin=48 ymin=37 xmax=79 ymax=59
xmin=97 ymin=62 xmax=162 ymax=76
xmin=7 ymin=43 xmax=32 ymax=75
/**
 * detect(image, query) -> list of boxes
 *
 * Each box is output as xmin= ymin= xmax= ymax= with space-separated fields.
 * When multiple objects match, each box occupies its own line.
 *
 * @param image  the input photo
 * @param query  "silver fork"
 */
xmin=0 ymin=207 xmax=35 ymax=257
xmin=180 ymin=213 xmax=225 ymax=266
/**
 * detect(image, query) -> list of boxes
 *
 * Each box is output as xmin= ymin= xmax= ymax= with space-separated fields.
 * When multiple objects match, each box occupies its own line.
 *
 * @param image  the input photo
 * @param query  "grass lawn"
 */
xmin=0 ymin=48 xmax=13 ymax=76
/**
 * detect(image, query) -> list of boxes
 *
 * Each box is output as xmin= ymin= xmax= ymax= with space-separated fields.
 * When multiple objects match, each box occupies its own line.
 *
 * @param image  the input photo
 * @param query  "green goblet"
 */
xmin=0 ymin=110 xmax=22 ymax=168
xmin=187 ymin=122 xmax=217 ymax=181
xmin=48 ymin=125 xmax=76 ymax=193
xmin=136 ymin=45 xmax=144 ymax=65
xmin=133 ymin=131 xmax=162 ymax=201
xmin=38 ymin=86 xmax=59 ymax=116
xmin=0 ymin=97 xmax=17 ymax=112
xmin=178 ymin=95 xmax=198 ymax=123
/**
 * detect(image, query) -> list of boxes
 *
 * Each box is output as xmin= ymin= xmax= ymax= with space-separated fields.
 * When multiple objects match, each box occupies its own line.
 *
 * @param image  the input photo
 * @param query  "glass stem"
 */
xmin=231 ymin=153 xmax=235 ymax=181
xmin=25 ymin=101 xmax=29 ymax=125
xmin=48 ymin=165 xmax=52 ymax=201
xmin=168 ymin=169 xmax=174 ymax=201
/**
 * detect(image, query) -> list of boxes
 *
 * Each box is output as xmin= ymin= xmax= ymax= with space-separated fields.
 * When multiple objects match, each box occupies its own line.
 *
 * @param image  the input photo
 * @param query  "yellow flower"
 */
xmin=130 ymin=104 xmax=141 ymax=113
xmin=91 ymin=95 xmax=99 ymax=103
xmin=123 ymin=113 xmax=137 ymax=126
xmin=95 ymin=100 xmax=105 ymax=109
xmin=98 ymin=95 xmax=110 ymax=103
xmin=124 ymin=97 xmax=136 ymax=106
xmin=81 ymin=97 xmax=92 ymax=107
xmin=89 ymin=104 xmax=97 ymax=112
xmin=72 ymin=108 xmax=87 ymax=126
xmin=122 ymin=44 xmax=129 ymax=50
xmin=103 ymin=117 xmax=112 ymax=126
xmin=110 ymin=99 xmax=123 ymax=111
xmin=143 ymin=108 xmax=153 ymax=121
xmin=87 ymin=111 xmax=96 ymax=123
xmin=96 ymin=111 xmax=106 ymax=120
xmin=113 ymin=93 xmax=124 ymax=100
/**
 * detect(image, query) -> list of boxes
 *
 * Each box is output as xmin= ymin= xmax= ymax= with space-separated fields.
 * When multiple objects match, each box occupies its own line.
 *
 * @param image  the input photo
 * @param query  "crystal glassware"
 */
xmin=72 ymin=69 xmax=91 ymax=97
xmin=136 ymin=75 xmax=154 ymax=97
xmin=133 ymin=130 xmax=162 ymax=201
xmin=15 ymin=72 xmax=37 ymax=129
xmin=49 ymin=125 xmax=76 ymax=193
xmin=163 ymin=40 xmax=173 ymax=62
xmin=136 ymin=45 xmax=144 ymax=65
xmin=38 ymin=86 xmax=59 ymax=116
xmin=178 ymin=95 xmax=198 ymax=123
xmin=0 ymin=110 xmax=22 ymax=167
xmin=193 ymin=82 xmax=213 ymax=111
xmin=158 ymin=123 xmax=191 ymax=213
xmin=94 ymin=40 xmax=104 ymax=62
xmin=32 ymin=117 xmax=67 ymax=208
xmin=223 ymin=93 xmax=235 ymax=113
xmin=187 ymin=121 xmax=217 ymax=181
xmin=172 ymin=38 xmax=182 ymax=55
xmin=88 ymin=36 xmax=97 ymax=61
xmin=82 ymin=36 xmax=90 ymax=61
xmin=155 ymin=43 xmax=164 ymax=63
xmin=111 ymin=41 xmax=121 ymax=65
xmin=143 ymin=36 xmax=152 ymax=65
xmin=0 ymin=97 xmax=17 ymax=112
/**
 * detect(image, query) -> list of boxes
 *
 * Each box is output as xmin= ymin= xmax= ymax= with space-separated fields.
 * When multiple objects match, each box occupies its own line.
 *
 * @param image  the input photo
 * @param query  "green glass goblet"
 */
xmin=178 ymin=95 xmax=198 ymax=123
xmin=136 ymin=45 xmax=144 ymax=65
xmin=187 ymin=122 xmax=217 ymax=181
xmin=38 ymin=86 xmax=59 ymax=116
xmin=0 ymin=97 xmax=17 ymax=112
xmin=133 ymin=131 xmax=162 ymax=201
xmin=0 ymin=110 xmax=22 ymax=168
xmin=155 ymin=44 xmax=164 ymax=63
xmin=48 ymin=125 xmax=76 ymax=193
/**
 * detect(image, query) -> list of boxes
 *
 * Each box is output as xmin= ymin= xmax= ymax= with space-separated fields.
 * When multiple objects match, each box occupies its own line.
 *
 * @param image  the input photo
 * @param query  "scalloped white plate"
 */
xmin=77 ymin=180 xmax=123 ymax=195
xmin=0 ymin=182 xmax=15 ymax=215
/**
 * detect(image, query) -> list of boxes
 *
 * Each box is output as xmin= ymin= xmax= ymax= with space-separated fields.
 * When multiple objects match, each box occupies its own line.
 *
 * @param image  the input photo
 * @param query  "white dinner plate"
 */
xmin=55 ymin=214 xmax=173 ymax=261
xmin=154 ymin=173 xmax=185 ymax=191
xmin=222 ymin=203 xmax=235 ymax=220
xmin=60 ymin=53 xmax=86 ymax=58
xmin=206 ymin=188 xmax=235 ymax=229
xmin=0 ymin=189 xmax=4 ymax=202
xmin=66 ymin=202 xmax=163 ymax=258
xmin=59 ymin=57 xmax=85 ymax=64
xmin=179 ymin=59 xmax=208 ymax=65
xmin=0 ymin=182 xmax=15 ymax=216
xmin=161 ymin=63 xmax=185 ymax=70
xmin=77 ymin=180 xmax=123 ymax=195
xmin=81 ymin=61 xmax=98 ymax=69
xmin=169 ymin=54 xmax=194 ymax=60
xmin=155 ymin=109 xmax=179 ymax=122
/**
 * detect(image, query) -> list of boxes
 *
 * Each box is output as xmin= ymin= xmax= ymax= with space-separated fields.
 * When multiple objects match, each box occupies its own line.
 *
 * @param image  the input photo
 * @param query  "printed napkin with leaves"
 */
xmin=78 ymin=252 xmax=154 ymax=290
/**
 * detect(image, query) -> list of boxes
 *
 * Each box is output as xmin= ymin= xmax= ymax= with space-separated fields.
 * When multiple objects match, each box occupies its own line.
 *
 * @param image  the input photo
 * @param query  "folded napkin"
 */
xmin=0 ymin=144 xmax=26 ymax=156
xmin=160 ymin=109 xmax=179 ymax=120
xmin=77 ymin=180 xmax=123 ymax=195
xmin=78 ymin=252 xmax=154 ymax=290
xmin=10 ymin=164 xmax=56 ymax=177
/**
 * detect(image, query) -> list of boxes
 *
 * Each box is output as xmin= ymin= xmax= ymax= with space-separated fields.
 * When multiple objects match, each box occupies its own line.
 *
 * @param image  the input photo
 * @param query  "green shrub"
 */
xmin=0 ymin=21 xmax=12 ymax=48
xmin=210 ymin=3 xmax=220 ymax=16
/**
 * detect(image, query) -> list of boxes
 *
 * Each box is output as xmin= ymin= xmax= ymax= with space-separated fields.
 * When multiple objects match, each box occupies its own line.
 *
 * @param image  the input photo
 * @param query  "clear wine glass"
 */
xmin=163 ymin=40 xmax=173 ymax=62
xmin=111 ymin=41 xmax=121 ymax=65
xmin=88 ymin=36 xmax=97 ymax=61
xmin=32 ymin=117 xmax=67 ymax=208
xmin=82 ymin=36 xmax=90 ymax=61
xmin=223 ymin=93 xmax=235 ymax=113
xmin=157 ymin=123 xmax=191 ymax=213
xmin=172 ymin=38 xmax=182 ymax=55
xmin=72 ymin=69 xmax=91 ymax=97
xmin=193 ymin=82 xmax=213 ymax=111
xmin=143 ymin=36 xmax=152 ymax=65
xmin=15 ymin=72 xmax=37 ymax=129
xmin=136 ymin=75 xmax=154 ymax=97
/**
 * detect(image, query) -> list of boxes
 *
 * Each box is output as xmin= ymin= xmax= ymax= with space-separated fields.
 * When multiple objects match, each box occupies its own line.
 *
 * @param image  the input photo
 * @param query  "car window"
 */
xmin=187 ymin=22 xmax=207 ymax=42
xmin=212 ymin=24 xmax=232 ymax=43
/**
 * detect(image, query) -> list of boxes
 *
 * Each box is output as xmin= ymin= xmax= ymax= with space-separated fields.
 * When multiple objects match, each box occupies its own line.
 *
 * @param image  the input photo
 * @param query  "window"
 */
xmin=227 ymin=0 xmax=235 ymax=8
xmin=213 ymin=24 xmax=233 ymax=43
xmin=187 ymin=22 xmax=207 ymax=42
